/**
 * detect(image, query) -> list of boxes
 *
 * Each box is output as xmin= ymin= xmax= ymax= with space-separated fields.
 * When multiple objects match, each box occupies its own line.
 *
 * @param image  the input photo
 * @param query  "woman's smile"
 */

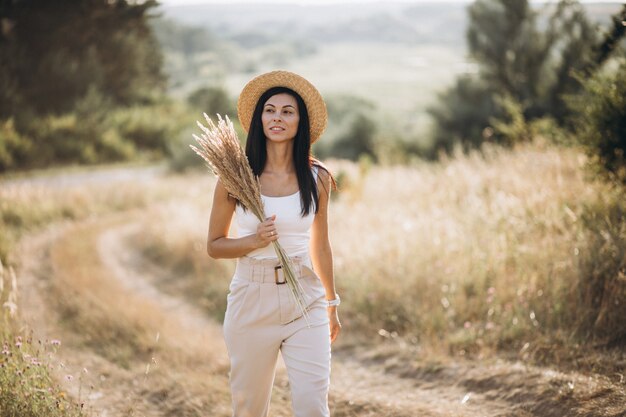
xmin=262 ymin=93 xmax=300 ymax=141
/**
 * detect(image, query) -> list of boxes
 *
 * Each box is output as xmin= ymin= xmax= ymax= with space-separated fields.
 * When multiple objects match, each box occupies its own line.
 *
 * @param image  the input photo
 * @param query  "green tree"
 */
xmin=569 ymin=61 xmax=626 ymax=183
xmin=428 ymin=0 xmax=621 ymax=154
xmin=315 ymin=95 xmax=378 ymax=161
xmin=187 ymin=86 xmax=235 ymax=118
xmin=0 ymin=0 xmax=165 ymax=117
xmin=427 ymin=75 xmax=500 ymax=155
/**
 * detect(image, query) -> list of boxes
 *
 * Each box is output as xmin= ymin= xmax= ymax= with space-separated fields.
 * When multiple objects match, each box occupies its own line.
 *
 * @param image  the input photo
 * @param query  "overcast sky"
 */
xmin=160 ymin=0 xmax=623 ymax=5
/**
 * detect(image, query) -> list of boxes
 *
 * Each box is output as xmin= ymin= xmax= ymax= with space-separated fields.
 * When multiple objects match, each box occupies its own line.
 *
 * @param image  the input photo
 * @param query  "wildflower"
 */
xmin=65 ymin=374 xmax=73 ymax=381
xmin=464 ymin=321 xmax=472 ymax=329
xmin=50 ymin=339 xmax=61 ymax=346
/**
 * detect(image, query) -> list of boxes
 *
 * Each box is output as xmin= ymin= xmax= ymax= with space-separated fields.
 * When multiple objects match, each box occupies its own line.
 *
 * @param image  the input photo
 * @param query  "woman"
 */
xmin=207 ymin=70 xmax=341 ymax=417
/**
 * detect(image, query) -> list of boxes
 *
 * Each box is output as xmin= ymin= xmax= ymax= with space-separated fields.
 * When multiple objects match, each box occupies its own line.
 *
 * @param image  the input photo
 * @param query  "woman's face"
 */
xmin=261 ymin=93 xmax=300 ymax=143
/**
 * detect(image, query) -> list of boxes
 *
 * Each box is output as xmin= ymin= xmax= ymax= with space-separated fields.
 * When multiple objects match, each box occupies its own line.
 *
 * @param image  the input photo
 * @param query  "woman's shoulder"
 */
xmin=310 ymin=159 xmax=335 ymax=192
xmin=311 ymin=158 xmax=332 ymax=176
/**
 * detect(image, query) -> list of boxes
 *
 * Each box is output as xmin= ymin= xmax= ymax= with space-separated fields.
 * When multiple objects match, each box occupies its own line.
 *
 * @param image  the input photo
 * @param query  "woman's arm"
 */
xmin=310 ymin=168 xmax=341 ymax=342
xmin=207 ymin=179 xmax=278 ymax=259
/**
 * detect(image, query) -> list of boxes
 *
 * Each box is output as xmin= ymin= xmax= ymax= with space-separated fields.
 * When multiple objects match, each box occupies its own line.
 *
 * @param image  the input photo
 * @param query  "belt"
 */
xmin=235 ymin=255 xmax=310 ymax=285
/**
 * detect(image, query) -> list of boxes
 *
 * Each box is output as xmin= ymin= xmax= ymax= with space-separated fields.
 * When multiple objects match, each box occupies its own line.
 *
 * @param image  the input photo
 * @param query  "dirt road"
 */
xmin=14 ymin=213 xmax=625 ymax=416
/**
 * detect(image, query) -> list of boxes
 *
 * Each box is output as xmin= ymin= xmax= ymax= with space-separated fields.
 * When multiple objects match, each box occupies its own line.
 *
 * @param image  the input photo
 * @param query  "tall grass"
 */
xmin=0 ymin=261 xmax=88 ymax=417
xmin=330 ymin=143 xmax=625 ymax=357
xmin=134 ymin=142 xmax=626 ymax=369
xmin=0 ymin=179 xmax=153 ymax=265
xmin=0 ymin=173 xmax=166 ymax=416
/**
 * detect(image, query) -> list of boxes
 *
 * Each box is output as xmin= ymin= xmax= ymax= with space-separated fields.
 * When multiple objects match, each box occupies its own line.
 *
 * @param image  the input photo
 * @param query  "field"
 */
xmin=1 ymin=141 xmax=625 ymax=416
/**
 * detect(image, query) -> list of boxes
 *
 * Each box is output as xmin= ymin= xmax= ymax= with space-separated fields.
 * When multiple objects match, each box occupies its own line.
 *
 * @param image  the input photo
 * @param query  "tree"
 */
xmin=467 ymin=0 xmax=598 ymax=121
xmin=428 ymin=0 xmax=618 ymax=154
xmin=569 ymin=61 xmax=626 ymax=183
xmin=187 ymin=86 xmax=235 ymax=118
xmin=0 ymin=0 xmax=166 ymax=118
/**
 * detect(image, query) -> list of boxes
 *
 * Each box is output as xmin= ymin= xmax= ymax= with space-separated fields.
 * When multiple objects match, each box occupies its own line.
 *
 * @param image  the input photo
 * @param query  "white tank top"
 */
xmin=235 ymin=166 xmax=318 ymax=259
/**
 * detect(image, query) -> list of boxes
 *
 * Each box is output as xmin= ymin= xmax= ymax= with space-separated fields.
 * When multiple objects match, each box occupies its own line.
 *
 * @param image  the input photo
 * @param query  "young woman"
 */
xmin=207 ymin=70 xmax=341 ymax=417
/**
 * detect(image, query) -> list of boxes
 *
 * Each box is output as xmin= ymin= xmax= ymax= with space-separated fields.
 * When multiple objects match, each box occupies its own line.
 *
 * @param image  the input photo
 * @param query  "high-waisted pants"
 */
xmin=223 ymin=255 xmax=331 ymax=417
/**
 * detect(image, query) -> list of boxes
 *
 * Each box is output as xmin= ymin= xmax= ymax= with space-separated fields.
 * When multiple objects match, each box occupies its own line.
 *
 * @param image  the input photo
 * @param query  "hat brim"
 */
xmin=237 ymin=70 xmax=327 ymax=144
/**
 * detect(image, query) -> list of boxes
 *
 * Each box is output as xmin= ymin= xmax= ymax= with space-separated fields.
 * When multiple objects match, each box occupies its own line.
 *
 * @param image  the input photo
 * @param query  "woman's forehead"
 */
xmin=264 ymin=93 xmax=299 ymax=109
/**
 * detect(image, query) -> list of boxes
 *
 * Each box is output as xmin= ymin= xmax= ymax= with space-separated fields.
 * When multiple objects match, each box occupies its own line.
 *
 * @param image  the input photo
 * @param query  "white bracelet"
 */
xmin=327 ymin=294 xmax=341 ymax=307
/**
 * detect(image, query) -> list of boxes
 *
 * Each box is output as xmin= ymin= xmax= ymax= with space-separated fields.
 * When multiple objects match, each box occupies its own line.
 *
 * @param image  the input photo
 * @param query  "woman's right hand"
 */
xmin=254 ymin=215 xmax=278 ymax=248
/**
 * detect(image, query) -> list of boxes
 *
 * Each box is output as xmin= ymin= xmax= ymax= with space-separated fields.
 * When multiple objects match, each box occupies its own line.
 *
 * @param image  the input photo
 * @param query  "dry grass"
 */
xmin=0 ymin=261 xmax=88 ymax=417
xmin=0 ymin=180 xmax=152 ymax=265
xmin=45 ymin=218 xmax=237 ymax=416
xmin=1 ymin=141 xmax=625 ymax=416
xmin=329 ymin=143 xmax=625 ymax=359
xmin=134 ymin=141 xmax=626 ymax=373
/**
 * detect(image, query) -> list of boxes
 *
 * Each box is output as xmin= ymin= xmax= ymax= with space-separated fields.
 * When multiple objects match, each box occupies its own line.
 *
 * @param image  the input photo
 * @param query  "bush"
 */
xmin=315 ymin=95 xmax=379 ymax=161
xmin=109 ymin=102 xmax=181 ymax=156
xmin=570 ymin=61 xmax=626 ymax=183
xmin=187 ymin=86 xmax=235 ymax=118
xmin=427 ymin=75 xmax=501 ymax=155
xmin=1 ymin=89 xmax=186 ymax=171
xmin=0 ymin=119 xmax=32 ymax=171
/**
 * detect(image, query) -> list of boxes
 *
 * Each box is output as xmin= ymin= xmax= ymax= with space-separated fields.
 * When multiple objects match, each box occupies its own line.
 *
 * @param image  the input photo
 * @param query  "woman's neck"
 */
xmin=264 ymin=141 xmax=295 ymax=174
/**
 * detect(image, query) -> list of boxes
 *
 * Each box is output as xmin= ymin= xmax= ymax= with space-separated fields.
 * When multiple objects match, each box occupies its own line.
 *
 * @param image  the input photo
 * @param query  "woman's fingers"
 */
xmin=328 ymin=313 xmax=341 ymax=343
xmin=330 ymin=322 xmax=341 ymax=343
xmin=255 ymin=215 xmax=279 ymax=247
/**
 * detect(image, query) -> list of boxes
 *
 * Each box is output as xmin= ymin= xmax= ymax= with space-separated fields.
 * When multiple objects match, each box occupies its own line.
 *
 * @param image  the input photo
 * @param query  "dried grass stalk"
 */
xmin=190 ymin=114 xmax=310 ymax=324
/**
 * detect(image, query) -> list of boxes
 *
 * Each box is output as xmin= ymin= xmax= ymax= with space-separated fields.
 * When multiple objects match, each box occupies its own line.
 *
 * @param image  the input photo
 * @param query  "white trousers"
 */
xmin=223 ymin=256 xmax=331 ymax=417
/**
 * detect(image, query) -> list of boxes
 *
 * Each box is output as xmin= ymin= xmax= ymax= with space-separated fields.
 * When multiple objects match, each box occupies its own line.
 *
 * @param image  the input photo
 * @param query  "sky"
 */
xmin=160 ymin=0 xmax=622 ymax=5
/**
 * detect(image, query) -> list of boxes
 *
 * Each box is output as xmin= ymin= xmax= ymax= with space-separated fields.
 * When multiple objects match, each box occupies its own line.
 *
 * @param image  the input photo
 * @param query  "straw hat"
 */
xmin=237 ymin=70 xmax=327 ymax=143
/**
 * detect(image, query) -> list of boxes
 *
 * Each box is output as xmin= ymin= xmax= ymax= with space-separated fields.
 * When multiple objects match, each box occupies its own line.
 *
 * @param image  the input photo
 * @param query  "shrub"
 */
xmin=187 ymin=86 xmax=235 ymax=118
xmin=570 ymin=61 xmax=626 ymax=183
xmin=0 ymin=119 xmax=32 ymax=172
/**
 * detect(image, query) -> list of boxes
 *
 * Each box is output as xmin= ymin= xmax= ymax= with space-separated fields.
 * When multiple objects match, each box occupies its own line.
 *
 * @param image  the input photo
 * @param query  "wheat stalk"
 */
xmin=190 ymin=114 xmax=310 ymax=325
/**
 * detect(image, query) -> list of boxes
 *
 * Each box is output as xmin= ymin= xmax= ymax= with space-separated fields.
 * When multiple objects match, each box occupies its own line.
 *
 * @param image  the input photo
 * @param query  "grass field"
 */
xmin=1 ymin=140 xmax=625 ymax=415
xmin=134 ymin=140 xmax=626 ymax=368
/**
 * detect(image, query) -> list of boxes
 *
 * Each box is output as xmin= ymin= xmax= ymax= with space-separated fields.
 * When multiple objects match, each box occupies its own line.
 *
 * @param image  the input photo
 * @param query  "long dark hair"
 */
xmin=245 ymin=86 xmax=321 ymax=216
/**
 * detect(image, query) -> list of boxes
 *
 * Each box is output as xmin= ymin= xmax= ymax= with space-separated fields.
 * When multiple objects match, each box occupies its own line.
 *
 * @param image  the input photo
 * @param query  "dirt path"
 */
xmin=15 ymin=216 xmax=626 ymax=417
xmin=94 ymin=220 xmax=513 ymax=417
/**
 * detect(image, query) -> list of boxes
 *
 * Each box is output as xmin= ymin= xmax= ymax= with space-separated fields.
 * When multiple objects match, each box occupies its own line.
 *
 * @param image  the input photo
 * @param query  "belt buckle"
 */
xmin=274 ymin=265 xmax=286 ymax=285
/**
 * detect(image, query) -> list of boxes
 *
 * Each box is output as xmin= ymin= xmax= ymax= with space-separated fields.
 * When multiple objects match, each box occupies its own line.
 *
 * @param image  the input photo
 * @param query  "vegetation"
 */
xmin=131 ymin=143 xmax=626 ymax=371
xmin=429 ymin=0 xmax=626 ymax=160
xmin=569 ymin=60 xmax=626 ymax=184
xmin=0 ymin=0 xmax=170 ymax=171
xmin=2 ymin=1 xmax=626 ymax=415
xmin=0 ymin=262 xmax=87 ymax=417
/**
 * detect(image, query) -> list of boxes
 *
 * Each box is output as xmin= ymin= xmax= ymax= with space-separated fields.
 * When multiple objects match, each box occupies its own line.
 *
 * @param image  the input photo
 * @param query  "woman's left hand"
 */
xmin=328 ymin=306 xmax=341 ymax=343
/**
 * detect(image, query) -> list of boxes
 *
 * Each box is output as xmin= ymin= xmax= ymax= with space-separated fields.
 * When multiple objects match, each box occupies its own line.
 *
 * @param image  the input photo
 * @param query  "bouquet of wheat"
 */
xmin=190 ymin=114 xmax=310 ymax=323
